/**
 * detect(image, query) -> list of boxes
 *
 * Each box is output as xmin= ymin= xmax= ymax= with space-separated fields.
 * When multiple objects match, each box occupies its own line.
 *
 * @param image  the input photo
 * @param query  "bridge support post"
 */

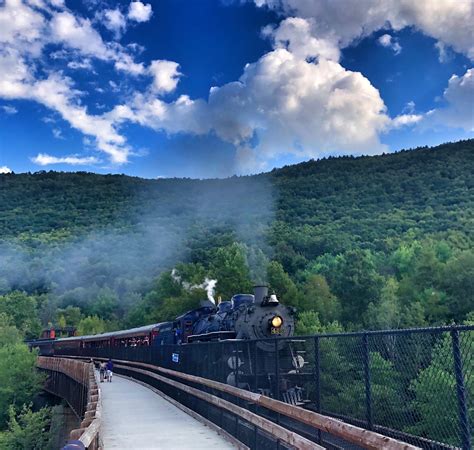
xmin=362 ymin=333 xmax=373 ymax=430
xmin=451 ymin=328 xmax=472 ymax=450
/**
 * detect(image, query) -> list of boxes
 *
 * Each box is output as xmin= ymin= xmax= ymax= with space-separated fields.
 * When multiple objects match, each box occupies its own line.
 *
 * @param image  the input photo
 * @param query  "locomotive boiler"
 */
xmin=187 ymin=285 xmax=296 ymax=351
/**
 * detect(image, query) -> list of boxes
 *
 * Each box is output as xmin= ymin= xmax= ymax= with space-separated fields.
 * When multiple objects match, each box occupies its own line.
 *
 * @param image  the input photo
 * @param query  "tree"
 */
xmin=442 ymin=251 xmax=474 ymax=321
xmin=90 ymin=288 xmax=119 ymax=321
xmin=0 ymin=339 xmax=43 ymax=427
xmin=330 ymin=250 xmax=384 ymax=327
xmin=0 ymin=405 xmax=51 ymax=449
xmin=55 ymin=306 xmax=83 ymax=328
xmin=365 ymin=277 xmax=401 ymax=330
xmin=0 ymin=314 xmax=21 ymax=347
xmin=300 ymin=274 xmax=341 ymax=323
xmin=267 ymin=261 xmax=301 ymax=308
xmin=407 ymin=331 xmax=474 ymax=445
xmin=76 ymin=316 xmax=108 ymax=336
xmin=295 ymin=311 xmax=343 ymax=335
xmin=0 ymin=292 xmax=41 ymax=339
xmin=210 ymin=243 xmax=252 ymax=299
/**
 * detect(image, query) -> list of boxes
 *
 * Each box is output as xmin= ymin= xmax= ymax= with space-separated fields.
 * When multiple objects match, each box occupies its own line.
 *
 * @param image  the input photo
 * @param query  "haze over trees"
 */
xmin=0 ymin=139 xmax=472 ymax=335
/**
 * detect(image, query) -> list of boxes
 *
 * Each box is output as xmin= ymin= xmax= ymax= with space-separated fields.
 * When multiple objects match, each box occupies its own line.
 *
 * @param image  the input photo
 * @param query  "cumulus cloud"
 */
xmin=426 ymin=68 xmax=474 ymax=131
xmin=149 ymin=60 xmax=182 ymax=94
xmin=102 ymin=8 xmax=127 ymax=37
xmin=391 ymin=114 xmax=422 ymax=128
xmin=0 ymin=166 xmax=12 ymax=174
xmin=1 ymin=105 xmax=18 ymax=114
xmin=255 ymin=0 xmax=474 ymax=60
xmin=435 ymin=41 xmax=451 ymax=63
xmin=109 ymin=49 xmax=391 ymax=171
xmin=262 ymin=17 xmax=340 ymax=61
xmin=378 ymin=34 xmax=402 ymax=55
xmin=31 ymin=153 xmax=100 ymax=166
xmin=50 ymin=11 xmax=110 ymax=59
xmin=128 ymin=1 xmax=153 ymax=23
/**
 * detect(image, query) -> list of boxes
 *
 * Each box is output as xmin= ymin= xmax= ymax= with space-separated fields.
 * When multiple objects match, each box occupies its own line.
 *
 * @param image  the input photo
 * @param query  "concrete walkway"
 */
xmin=100 ymin=375 xmax=236 ymax=450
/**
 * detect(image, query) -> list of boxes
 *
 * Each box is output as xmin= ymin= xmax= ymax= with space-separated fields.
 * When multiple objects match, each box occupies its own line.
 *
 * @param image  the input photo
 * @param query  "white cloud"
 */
xmin=102 ymin=9 xmax=127 ymax=37
xmin=0 ymin=0 xmax=46 ymax=56
xmin=255 ymin=0 xmax=474 ymax=60
xmin=427 ymin=68 xmax=474 ymax=131
xmin=0 ymin=166 xmax=12 ymax=174
xmin=67 ymin=59 xmax=93 ymax=70
xmin=1 ymin=105 xmax=18 ymax=114
xmin=262 ymin=17 xmax=340 ymax=61
xmin=31 ymin=153 xmax=99 ymax=166
xmin=52 ymin=128 xmax=64 ymax=139
xmin=0 ymin=53 xmax=130 ymax=163
xmin=111 ymin=49 xmax=391 ymax=171
xmin=391 ymin=114 xmax=422 ymax=128
xmin=402 ymin=100 xmax=416 ymax=114
xmin=50 ymin=11 xmax=109 ymax=59
xmin=435 ymin=41 xmax=451 ymax=63
xmin=378 ymin=34 xmax=402 ymax=55
xmin=148 ymin=60 xmax=181 ymax=94
xmin=128 ymin=1 xmax=153 ymax=23
xmin=0 ymin=0 xmax=173 ymax=165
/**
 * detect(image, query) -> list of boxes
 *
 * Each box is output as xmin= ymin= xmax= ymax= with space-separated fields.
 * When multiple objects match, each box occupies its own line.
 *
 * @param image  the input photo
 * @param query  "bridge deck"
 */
xmin=100 ymin=374 xmax=236 ymax=449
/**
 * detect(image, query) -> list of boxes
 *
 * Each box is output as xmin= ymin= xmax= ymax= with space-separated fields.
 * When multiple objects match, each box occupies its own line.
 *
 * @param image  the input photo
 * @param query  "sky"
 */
xmin=0 ymin=0 xmax=472 ymax=178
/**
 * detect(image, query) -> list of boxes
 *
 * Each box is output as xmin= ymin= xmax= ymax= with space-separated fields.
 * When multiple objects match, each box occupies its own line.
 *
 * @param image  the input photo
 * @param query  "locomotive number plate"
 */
xmin=271 ymin=327 xmax=282 ymax=335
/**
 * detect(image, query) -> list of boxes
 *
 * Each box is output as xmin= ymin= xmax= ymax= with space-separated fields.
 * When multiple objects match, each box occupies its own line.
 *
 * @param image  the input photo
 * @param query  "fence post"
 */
xmin=451 ymin=328 xmax=472 ymax=450
xmin=274 ymin=340 xmax=280 ymax=401
xmin=253 ymin=340 xmax=258 ymax=393
xmin=362 ymin=333 xmax=373 ymax=430
xmin=314 ymin=336 xmax=322 ymax=444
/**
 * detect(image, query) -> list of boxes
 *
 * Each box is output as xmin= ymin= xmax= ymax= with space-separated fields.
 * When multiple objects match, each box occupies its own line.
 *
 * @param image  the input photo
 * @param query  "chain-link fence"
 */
xmin=59 ymin=325 xmax=473 ymax=449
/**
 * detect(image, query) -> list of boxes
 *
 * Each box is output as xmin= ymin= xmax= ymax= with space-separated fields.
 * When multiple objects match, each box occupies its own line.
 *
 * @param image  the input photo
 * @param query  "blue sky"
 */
xmin=0 ymin=0 xmax=472 ymax=178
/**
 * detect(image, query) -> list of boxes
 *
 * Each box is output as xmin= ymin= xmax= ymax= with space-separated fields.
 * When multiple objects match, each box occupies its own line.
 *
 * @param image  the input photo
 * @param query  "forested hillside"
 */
xmin=0 ymin=140 xmax=473 ymax=337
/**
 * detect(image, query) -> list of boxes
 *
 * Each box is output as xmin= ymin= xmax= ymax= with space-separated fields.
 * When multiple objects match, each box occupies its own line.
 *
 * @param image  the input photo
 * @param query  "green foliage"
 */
xmin=0 ymin=405 xmax=51 ymax=450
xmin=407 ymin=332 xmax=474 ymax=445
xmin=0 ymin=292 xmax=41 ymax=340
xmin=0 ymin=314 xmax=21 ymax=347
xmin=0 ymin=140 xmax=473 ymax=333
xmin=210 ymin=243 xmax=253 ymax=298
xmin=0 ymin=336 xmax=44 ymax=428
xmin=55 ymin=306 xmax=82 ymax=328
xmin=295 ymin=311 xmax=342 ymax=335
xmin=365 ymin=278 xmax=401 ymax=329
xmin=76 ymin=315 xmax=108 ymax=336
xmin=300 ymin=274 xmax=341 ymax=323
xmin=267 ymin=261 xmax=300 ymax=308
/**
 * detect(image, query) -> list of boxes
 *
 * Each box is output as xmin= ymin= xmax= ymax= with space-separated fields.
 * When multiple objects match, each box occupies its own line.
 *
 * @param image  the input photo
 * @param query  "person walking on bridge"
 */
xmin=106 ymin=359 xmax=114 ymax=382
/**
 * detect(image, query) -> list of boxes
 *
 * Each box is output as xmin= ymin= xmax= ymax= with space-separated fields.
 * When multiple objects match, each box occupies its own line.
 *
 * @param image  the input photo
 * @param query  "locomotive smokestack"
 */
xmin=253 ymin=285 xmax=268 ymax=304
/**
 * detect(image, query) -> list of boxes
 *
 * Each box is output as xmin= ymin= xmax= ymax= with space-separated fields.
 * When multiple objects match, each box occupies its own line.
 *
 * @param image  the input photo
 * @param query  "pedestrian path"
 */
xmin=100 ymin=375 xmax=236 ymax=449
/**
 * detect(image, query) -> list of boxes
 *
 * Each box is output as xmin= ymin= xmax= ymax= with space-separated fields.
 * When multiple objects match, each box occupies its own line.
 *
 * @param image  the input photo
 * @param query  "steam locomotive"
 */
xmin=33 ymin=286 xmax=308 ymax=405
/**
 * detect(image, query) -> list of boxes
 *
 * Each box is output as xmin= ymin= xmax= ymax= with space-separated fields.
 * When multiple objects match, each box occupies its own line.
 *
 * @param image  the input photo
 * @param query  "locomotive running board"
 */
xmin=187 ymin=331 xmax=237 ymax=343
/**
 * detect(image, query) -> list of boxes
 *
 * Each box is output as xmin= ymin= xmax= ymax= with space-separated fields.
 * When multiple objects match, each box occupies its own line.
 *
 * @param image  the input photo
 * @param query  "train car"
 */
xmin=51 ymin=321 xmax=176 ymax=355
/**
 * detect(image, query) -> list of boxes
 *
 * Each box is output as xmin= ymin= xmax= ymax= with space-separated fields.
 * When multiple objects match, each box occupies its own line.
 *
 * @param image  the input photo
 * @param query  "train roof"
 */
xmin=55 ymin=322 xmax=171 ymax=343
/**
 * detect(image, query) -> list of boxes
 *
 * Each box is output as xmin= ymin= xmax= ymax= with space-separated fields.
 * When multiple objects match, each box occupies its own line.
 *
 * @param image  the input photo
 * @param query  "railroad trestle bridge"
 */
xmin=37 ymin=325 xmax=473 ymax=450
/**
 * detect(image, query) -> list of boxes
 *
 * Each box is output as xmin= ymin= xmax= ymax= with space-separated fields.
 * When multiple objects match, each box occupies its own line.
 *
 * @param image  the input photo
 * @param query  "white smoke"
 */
xmin=171 ymin=268 xmax=217 ymax=304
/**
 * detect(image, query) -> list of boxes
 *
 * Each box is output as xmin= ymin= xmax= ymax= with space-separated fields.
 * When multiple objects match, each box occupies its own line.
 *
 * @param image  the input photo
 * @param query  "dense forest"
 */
xmin=0 ymin=139 xmax=473 ymax=337
xmin=0 ymin=139 xmax=473 ymax=445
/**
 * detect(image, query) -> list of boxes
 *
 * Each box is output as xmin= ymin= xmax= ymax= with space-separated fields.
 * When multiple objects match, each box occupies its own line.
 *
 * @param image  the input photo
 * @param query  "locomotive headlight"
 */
xmin=271 ymin=316 xmax=283 ymax=328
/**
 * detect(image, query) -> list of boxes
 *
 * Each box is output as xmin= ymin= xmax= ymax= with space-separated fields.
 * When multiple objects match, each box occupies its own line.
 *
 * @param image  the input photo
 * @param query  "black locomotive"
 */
xmin=188 ymin=285 xmax=296 ymax=350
